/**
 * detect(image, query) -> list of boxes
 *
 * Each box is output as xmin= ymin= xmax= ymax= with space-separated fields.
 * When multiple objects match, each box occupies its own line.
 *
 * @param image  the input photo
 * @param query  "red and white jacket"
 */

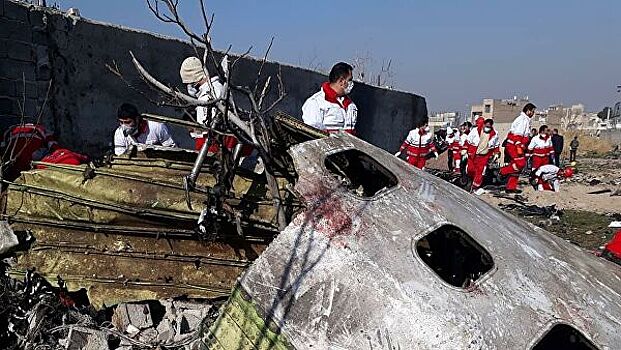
xmin=302 ymin=82 xmax=357 ymax=134
xmin=506 ymin=112 xmax=531 ymax=148
xmin=466 ymin=127 xmax=500 ymax=157
xmin=400 ymin=128 xmax=436 ymax=157
xmin=446 ymin=130 xmax=461 ymax=153
xmin=527 ymin=134 xmax=554 ymax=158
xmin=459 ymin=131 xmax=469 ymax=154
xmin=2 ymin=123 xmax=57 ymax=151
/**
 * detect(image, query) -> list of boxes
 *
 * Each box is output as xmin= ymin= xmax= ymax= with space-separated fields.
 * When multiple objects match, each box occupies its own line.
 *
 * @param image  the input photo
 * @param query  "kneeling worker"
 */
xmin=529 ymin=164 xmax=573 ymax=192
xmin=114 ymin=103 xmax=177 ymax=155
xmin=302 ymin=62 xmax=358 ymax=134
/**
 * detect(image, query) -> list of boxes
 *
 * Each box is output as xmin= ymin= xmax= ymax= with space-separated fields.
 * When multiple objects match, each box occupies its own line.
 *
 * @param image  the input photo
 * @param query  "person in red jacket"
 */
xmin=445 ymin=127 xmax=461 ymax=173
xmin=466 ymin=118 xmax=500 ymax=193
xmin=500 ymin=103 xmax=536 ymax=193
xmin=1 ymin=124 xmax=58 ymax=175
xmin=1 ymin=123 xmax=89 ymax=179
xmin=395 ymin=121 xmax=437 ymax=169
xmin=527 ymin=125 xmax=554 ymax=171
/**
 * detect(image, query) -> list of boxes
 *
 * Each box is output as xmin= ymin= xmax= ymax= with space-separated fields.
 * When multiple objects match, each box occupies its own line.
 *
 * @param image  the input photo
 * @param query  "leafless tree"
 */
xmin=350 ymin=51 xmax=395 ymax=88
xmin=125 ymin=0 xmax=289 ymax=233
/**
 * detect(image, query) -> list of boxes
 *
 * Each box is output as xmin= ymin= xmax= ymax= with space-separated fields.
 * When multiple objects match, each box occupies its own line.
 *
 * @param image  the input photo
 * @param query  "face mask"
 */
xmin=344 ymin=81 xmax=354 ymax=94
xmin=484 ymin=126 xmax=492 ymax=133
xmin=187 ymin=84 xmax=199 ymax=97
xmin=121 ymin=123 xmax=138 ymax=137
xmin=424 ymin=126 xmax=430 ymax=132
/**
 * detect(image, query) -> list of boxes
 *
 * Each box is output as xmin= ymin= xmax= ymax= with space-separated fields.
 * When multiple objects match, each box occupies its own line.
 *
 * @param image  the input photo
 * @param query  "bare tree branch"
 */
xmin=253 ymin=36 xmax=274 ymax=94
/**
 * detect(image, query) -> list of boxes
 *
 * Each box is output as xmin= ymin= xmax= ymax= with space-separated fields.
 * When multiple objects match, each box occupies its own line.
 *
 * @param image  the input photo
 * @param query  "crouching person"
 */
xmin=529 ymin=164 xmax=573 ymax=192
xmin=114 ymin=103 xmax=176 ymax=155
xmin=466 ymin=118 xmax=500 ymax=193
xmin=395 ymin=121 xmax=437 ymax=169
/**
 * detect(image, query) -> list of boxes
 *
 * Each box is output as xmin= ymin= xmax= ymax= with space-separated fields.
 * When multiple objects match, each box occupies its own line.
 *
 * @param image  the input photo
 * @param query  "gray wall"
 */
xmin=1 ymin=0 xmax=427 ymax=156
xmin=599 ymin=130 xmax=621 ymax=146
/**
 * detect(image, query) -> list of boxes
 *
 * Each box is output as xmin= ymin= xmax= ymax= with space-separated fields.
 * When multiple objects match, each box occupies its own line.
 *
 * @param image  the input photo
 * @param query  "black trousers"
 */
xmin=552 ymin=153 xmax=561 ymax=166
xmin=569 ymin=149 xmax=577 ymax=162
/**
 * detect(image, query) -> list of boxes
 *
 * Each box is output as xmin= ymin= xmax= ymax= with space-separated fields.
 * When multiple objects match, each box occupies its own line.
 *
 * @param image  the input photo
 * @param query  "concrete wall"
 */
xmin=0 ymin=0 xmax=427 ymax=156
xmin=599 ymin=130 xmax=621 ymax=146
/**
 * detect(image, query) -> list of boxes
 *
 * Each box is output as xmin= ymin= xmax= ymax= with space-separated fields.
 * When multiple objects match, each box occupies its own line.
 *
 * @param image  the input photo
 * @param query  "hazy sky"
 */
xmin=57 ymin=0 xmax=620 ymax=115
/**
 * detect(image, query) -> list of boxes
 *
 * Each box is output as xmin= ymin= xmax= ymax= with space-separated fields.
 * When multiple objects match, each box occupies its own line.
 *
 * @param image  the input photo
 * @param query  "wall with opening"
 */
xmin=532 ymin=324 xmax=598 ymax=350
xmin=415 ymin=224 xmax=494 ymax=288
xmin=324 ymin=149 xmax=398 ymax=197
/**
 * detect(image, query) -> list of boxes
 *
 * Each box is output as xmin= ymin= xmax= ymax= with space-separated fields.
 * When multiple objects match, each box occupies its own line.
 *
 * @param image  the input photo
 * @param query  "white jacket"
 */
xmin=466 ymin=128 xmax=500 ymax=155
xmin=459 ymin=132 xmax=468 ymax=147
xmin=445 ymin=130 xmax=460 ymax=145
xmin=535 ymin=164 xmax=561 ymax=192
xmin=527 ymin=135 xmax=554 ymax=157
xmin=114 ymin=120 xmax=176 ymax=155
xmin=509 ymin=112 xmax=531 ymax=137
xmin=192 ymin=77 xmax=225 ymax=138
xmin=301 ymin=88 xmax=357 ymax=132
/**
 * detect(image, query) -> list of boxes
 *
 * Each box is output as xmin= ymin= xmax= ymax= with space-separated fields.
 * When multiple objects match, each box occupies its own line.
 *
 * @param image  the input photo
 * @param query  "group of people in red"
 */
xmin=395 ymin=102 xmax=574 ymax=194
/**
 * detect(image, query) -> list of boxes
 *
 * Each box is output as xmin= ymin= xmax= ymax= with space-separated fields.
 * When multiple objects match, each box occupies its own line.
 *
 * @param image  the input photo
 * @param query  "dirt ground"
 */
xmin=478 ymin=158 xmax=621 ymax=250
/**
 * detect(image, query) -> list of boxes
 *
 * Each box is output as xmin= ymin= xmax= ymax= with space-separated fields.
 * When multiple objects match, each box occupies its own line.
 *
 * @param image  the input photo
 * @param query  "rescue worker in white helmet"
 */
xmin=179 ymin=56 xmax=226 ymax=151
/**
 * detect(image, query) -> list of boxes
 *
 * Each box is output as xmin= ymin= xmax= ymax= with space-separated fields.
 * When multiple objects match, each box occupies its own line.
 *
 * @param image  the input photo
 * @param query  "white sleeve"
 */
xmin=196 ymin=90 xmax=212 ymax=126
xmin=518 ymin=117 xmax=530 ymax=136
xmin=346 ymin=103 xmax=358 ymax=129
xmin=527 ymin=137 xmax=537 ymax=151
xmin=466 ymin=129 xmax=476 ymax=146
xmin=404 ymin=130 xmax=416 ymax=146
xmin=302 ymin=97 xmax=324 ymax=130
xmin=158 ymin=124 xmax=176 ymax=148
xmin=114 ymin=128 xmax=128 ymax=155
xmin=212 ymin=79 xmax=225 ymax=99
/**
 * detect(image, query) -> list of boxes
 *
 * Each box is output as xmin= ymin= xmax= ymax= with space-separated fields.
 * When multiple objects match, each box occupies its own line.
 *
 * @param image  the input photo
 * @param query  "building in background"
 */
xmin=470 ymin=97 xmax=530 ymax=137
xmin=429 ymin=112 xmax=459 ymax=130
xmin=611 ymin=101 xmax=621 ymax=129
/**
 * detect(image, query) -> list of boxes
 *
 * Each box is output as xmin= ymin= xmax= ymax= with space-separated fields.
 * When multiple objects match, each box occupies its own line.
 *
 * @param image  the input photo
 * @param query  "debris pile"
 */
xmin=0 ymin=262 xmax=218 ymax=349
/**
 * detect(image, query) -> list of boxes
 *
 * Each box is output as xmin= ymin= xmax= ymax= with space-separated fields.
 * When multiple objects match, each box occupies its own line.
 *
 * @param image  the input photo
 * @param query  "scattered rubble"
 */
xmin=0 ymin=259 xmax=219 ymax=349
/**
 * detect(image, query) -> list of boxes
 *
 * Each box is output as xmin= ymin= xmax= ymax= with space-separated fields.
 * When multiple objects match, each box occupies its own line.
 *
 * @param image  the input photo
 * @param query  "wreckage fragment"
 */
xmin=3 ymin=145 xmax=298 ymax=307
xmin=201 ymin=133 xmax=621 ymax=349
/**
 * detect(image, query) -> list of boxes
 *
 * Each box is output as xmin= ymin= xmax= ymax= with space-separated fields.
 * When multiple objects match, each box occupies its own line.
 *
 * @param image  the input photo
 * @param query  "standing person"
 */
xmin=445 ymin=127 xmax=460 ymax=172
xmin=499 ymin=103 xmax=536 ymax=193
xmin=551 ymin=128 xmax=564 ymax=166
xmin=302 ymin=62 xmax=358 ymax=134
xmin=395 ymin=121 xmax=437 ymax=169
xmin=527 ymin=125 xmax=554 ymax=171
xmin=113 ymin=103 xmax=176 ymax=155
xmin=180 ymin=56 xmax=227 ymax=151
xmin=569 ymin=136 xmax=579 ymax=162
xmin=466 ymin=118 xmax=500 ymax=193
xmin=458 ymin=122 xmax=472 ymax=174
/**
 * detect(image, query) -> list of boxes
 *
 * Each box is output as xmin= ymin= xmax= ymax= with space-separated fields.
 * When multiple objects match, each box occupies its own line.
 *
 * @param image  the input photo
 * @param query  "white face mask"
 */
xmin=187 ymin=84 xmax=199 ymax=97
xmin=121 ymin=123 xmax=138 ymax=137
xmin=424 ymin=126 xmax=430 ymax=132
xmin=344 ymin=80 xmax=354 ymax=94
xmin=484 ymin=126 xmax=492 ymax=133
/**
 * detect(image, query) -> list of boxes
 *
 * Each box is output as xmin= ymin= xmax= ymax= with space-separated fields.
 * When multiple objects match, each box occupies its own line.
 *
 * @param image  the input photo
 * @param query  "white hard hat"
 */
xmin=180 ymin=57 xmax=206 ymax=84
xmin=447 ymin=127 xmax=453 ymax=134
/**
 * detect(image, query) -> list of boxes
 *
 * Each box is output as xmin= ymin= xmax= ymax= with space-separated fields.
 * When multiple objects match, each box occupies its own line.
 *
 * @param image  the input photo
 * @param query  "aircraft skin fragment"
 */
xmin=216 ymin=133 xmax=621 ymax=349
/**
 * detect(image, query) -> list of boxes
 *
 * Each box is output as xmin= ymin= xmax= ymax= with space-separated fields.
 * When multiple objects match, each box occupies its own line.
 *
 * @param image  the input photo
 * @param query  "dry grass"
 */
xmin=562 ymin=131 xmax=613 ymax=157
